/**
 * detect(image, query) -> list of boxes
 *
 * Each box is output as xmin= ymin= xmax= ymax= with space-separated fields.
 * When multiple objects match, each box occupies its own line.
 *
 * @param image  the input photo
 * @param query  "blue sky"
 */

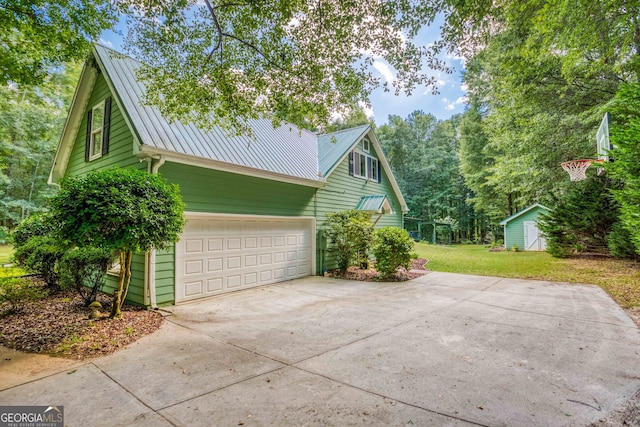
xmin=99 ymin=15 xmax=467 ymax=127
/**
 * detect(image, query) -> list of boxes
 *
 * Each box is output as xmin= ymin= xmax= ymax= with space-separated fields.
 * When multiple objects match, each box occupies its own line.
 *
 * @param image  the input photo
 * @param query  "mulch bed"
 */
xmin=0 ymin=283 xmax=163 ymax=360
xmin=326 ymin=258 xmax=429 ymax=282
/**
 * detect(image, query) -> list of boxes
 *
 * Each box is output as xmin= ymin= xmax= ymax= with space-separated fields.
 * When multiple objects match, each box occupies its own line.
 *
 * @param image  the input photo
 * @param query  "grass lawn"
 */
xmin=0 ymin=245 xmax=12 ymax=264
xmin=415 ymin=243 xmax=640 ymax=309
xmin=0 ymin=245 xmax=26 ymax=277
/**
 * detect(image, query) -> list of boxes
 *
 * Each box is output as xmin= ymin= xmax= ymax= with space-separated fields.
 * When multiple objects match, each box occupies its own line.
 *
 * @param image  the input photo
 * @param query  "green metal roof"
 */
xmin=355 ymin=195 xmax=392 ymax=213
xmin=317 ymin=125 xmax=370 ymax=176
xmin=499 ymin=204 xmax=551 ymax=225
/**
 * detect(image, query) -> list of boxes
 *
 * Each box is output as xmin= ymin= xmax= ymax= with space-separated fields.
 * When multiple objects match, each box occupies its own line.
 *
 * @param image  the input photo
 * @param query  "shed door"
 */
xmin=524 ymin=221 xmax=546 ymax=251
xmin=176 ymin=217 xmax=313 ymax=303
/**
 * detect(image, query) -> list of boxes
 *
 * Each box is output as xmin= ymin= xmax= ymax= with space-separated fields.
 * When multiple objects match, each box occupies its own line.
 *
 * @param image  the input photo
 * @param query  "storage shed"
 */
xmin=500 ymin=204 xmax=551 ymax=251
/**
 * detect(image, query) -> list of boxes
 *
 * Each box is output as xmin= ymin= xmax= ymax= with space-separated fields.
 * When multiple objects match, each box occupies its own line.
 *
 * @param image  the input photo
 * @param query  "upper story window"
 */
xmin=85 ymin=96 xmax=111 ymax=162
xmin=89 ymin=101 xmax=105 ymax=160
xmin=362 ymin=138 xmax=371 ymax=153
xmin=351 ymin=151 xmax=380 ymax=182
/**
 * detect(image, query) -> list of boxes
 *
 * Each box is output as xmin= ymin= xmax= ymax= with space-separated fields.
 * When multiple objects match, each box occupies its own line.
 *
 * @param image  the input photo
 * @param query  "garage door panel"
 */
xmin=227 ymin=238 xmax=241 ymax=250
xmin=185 ymin=239 xmax=203 ymax=254
xmin=185 ymin=260 xmax=203 ymax=275
xmin=208 ymin=258 xmax=223 ymax=272
xmin=227 ymin=275 xmax=242 ymax=288
xmin=184 ymin=281 xmax=203 ymax=297
xmin=227 ymin=256 xmax=241 ymax=269
xmin=208 ymin=238 xmax=223 ymax=252
xmin=207 ymin=278 xmax=223 ymax=292
xmin=176 ymin=217 xmax=313 ymax=303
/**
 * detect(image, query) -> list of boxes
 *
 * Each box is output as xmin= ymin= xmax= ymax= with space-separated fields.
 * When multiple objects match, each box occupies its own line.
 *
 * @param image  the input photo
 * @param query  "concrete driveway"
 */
xmin=1 ymin=272 xmax=639 ymax=426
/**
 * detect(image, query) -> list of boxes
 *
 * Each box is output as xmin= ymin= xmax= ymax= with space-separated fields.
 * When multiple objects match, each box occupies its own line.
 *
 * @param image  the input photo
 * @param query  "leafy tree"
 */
xmin=606 ymin=83 xmax=640 ymax=254
xmin=0 ymin=63 xmax=81 ymax=228
xmin=51 ymin=168 xmax=185 ymax=318
xmin=324 ymin=210 xmax=374 ymax=272
xmin=1 ymin=1 xmax=117 ymax=85
xmin=539 ymin=177 xmax=621 ymax=257
xmin=124 ymin=1 xmax=449 ymax=133
xmin=378 ymin=111 xmax=478 ymax=241
xmin=373 ymin=227 xmax=414 ymax=279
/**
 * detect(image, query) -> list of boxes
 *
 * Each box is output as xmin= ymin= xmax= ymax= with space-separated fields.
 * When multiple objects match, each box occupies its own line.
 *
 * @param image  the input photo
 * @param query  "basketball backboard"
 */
xmin=596 ymin=112 xmax=611 ymax=161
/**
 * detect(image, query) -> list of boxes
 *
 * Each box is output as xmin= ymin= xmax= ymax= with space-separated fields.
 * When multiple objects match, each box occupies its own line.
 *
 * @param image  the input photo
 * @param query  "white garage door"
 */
xmin=175 ymin=215 xmax=314 ymax=303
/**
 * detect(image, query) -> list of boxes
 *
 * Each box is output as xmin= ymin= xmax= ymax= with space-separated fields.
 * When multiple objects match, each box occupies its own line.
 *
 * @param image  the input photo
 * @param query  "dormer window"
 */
xmin=89 ymin=101 xmax=105 ymax=160
xmin=84 ymin=97 xmax=112 ymax=162
xmin=363 ymin=138 xmax=371 ymax=153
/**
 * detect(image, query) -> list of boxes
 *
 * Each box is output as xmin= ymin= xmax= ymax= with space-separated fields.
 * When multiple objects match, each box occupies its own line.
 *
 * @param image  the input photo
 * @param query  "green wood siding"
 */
xmin=64 ymin=72 xmax=147 ymax=306
xmin=155 ymin=162 xmax=317 ymax=305
xmin=316 ymin=150 xmax=403 ymax=273
xmin=504 ymin=207 xmax=547 ymax=251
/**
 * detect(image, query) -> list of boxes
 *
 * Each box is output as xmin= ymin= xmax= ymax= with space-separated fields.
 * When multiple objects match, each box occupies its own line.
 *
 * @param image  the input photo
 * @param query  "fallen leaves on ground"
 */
xmin=0 ymin=285 xmax=163 ymax=360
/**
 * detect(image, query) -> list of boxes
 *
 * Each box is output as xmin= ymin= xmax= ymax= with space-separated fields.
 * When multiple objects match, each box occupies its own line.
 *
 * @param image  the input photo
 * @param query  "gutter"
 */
xmin=146 ymin=155 xmax=166 ymax=309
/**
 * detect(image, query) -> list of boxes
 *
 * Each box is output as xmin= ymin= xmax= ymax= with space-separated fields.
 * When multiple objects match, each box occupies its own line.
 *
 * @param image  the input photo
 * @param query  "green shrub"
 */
xmin=607 ymin=222 xmax=638 ymax=260
xmin=324 ymin=210 xmax=374 ymax=272
xmin=373 ymin=227 xmax=414 ymax=280
xmin=51 ymin=167 xmax=185 ymax=318
xmin=545 ymin=239 xmax=574 ymax=258
xmin=11 ymin=213 xmax=58 ymax=265
xmin=0 ymin=277 xmax=47 ymax=314
xmin=60 ymin=247 xmax=115 ymax=306
xmin=14 ymin=235 xmax=65 ymax=291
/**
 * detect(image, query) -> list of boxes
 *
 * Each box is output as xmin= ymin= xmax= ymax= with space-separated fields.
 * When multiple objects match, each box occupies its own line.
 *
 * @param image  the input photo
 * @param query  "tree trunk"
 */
xmin=110 ymin=250 xmax=133 ymax=318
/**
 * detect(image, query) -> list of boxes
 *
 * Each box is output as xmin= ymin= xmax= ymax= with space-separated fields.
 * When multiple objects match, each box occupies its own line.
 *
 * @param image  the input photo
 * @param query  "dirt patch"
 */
xmin=0 ymin=285 xmax=163 ymax=360
xmin=326 ymin=258 xmax=429 ymax=282
xmin=589 ymin=387 xmax=640 ymax=426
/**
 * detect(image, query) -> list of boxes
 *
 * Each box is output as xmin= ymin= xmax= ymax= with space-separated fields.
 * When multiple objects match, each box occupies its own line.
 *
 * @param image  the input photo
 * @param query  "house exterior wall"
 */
xmin=504 ymin=207 xmax=546 ymax=251
xmin=316 ymin=143 xmax=403 ymax=273
xmin=154 ymin=162 xmax=317 ymax=305
xmin=61 ymin=70 xmax=406 ymax=306
xmin=63 ymin=72 xmax=147 ymax=305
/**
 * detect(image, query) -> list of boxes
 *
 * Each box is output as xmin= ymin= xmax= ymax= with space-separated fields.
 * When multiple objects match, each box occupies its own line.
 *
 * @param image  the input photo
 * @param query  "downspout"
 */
xmin=147 ymin=155 xmax=166 ymax=309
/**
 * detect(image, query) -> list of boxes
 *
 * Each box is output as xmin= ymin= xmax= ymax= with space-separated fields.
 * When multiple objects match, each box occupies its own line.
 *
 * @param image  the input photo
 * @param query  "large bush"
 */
xmin=324 ymin=210 xmax=374 ymax=272
xmin=60 ymin=247 xmax=115 ymax=306
xmin=12 ymin=213 xmax=65 ymax=291
xmin=606 ymin=83 xmax=640 ymax=256
xmin=539 ymin=177 xmax=621 ymax=257
xmin=607 ymin=222 xmax=638 ymax=260
xmin=0 ymin=277 xmax=48 ymax=315
xmin=373 ymin=227 xmax=414 ymax=280
xmin=51 ymin=167 xmax=185 ymax=318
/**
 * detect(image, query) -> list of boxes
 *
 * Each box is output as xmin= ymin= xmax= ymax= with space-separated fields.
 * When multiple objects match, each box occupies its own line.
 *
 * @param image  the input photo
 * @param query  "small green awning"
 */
xmin=355 ymin=195 xmax=394 ymax=214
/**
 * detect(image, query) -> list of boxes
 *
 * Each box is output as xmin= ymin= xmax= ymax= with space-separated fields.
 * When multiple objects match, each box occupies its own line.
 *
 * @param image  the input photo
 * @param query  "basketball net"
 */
xmin=561 ymin=159 xmax=602 ymax=181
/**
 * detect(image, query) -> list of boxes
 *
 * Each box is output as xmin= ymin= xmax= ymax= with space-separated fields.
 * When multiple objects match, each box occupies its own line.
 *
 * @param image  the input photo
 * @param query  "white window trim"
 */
xmin=363 ymin=138 xmax=371 ymax=153
xmin=89 ymin=100 xmax=105 ymax=161
xmin=352 ymin=151 xmax=379 ymax=182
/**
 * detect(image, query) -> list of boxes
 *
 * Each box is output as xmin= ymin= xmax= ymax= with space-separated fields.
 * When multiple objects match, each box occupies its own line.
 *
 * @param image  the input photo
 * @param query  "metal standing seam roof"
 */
xmin=499 ymin=203 xmax=551 ymax=225
xmin=94 ymin=45 xmax=321 ymax=182
xmin=355 ymin=195 xmax=390 ymax=212
xmin=317 ymin=124 xmax=370 ymax=176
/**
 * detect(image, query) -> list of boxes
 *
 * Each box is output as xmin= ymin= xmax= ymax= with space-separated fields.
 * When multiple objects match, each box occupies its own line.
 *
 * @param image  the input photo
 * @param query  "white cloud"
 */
xmin=460 ymin=83 xmax=468 ymax=92
xmin=454 ymin=96 xmax=465 ymax=105
xmin=373 ymin=60 xmax=395 ymax=84
xmin=99 ymin=38 xmax=114 ymax=48
xmin=358 ymin=100 xmax=374 ymax=120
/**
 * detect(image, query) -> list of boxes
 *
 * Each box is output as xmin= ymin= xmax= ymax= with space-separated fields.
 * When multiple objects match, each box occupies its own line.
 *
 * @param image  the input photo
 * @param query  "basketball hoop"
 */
xmin=561 ymin=159 xmax=603 ymax=181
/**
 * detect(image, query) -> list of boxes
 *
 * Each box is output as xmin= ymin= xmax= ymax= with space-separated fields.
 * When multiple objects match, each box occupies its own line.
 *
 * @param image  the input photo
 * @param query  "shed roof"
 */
xmin=500 ymin=204 xmax=551 ymax=225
